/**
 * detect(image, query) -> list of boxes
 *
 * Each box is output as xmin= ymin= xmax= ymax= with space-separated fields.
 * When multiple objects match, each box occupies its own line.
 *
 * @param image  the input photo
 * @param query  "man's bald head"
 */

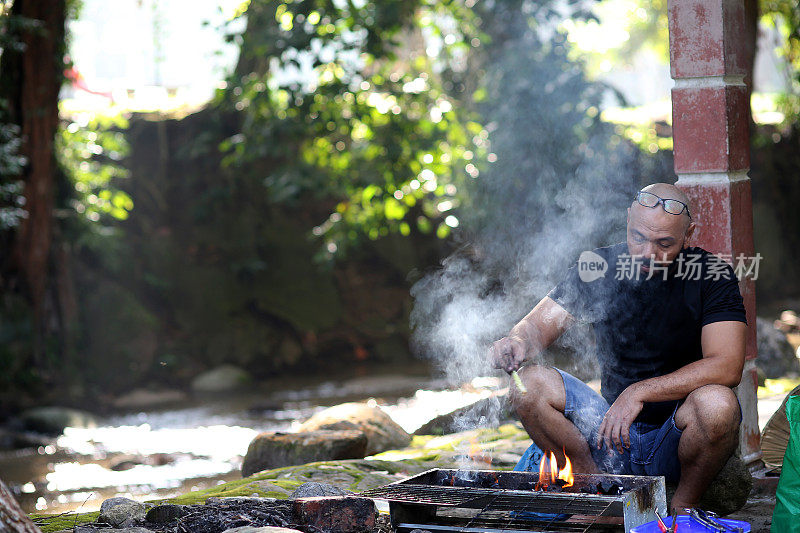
xmin=626 ymin=182 xmax=696 ymax=274
xmin=633 ymin=183 xmax=692 ymax=230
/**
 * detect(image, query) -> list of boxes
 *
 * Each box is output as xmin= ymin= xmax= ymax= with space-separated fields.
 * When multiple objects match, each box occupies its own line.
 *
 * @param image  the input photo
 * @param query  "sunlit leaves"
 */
xmin=220 ymin=0 xmax=485 ymax=257
xmin=58 ymin=113 xmax=133 ymax=222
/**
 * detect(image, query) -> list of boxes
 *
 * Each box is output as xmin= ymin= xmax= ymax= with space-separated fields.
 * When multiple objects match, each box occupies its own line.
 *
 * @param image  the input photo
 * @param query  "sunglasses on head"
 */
xmin=634 ymin=191 xmax=691 ymax=218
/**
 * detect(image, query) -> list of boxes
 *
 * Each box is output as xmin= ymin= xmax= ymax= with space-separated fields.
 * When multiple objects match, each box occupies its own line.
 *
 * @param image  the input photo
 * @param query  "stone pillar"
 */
xmin=668 ymin=0 xmax=760 ymax=464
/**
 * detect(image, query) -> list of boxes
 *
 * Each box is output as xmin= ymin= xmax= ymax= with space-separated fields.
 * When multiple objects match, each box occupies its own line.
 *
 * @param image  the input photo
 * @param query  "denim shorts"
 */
xmin=514 ymin=368 xmax=685 ymax=483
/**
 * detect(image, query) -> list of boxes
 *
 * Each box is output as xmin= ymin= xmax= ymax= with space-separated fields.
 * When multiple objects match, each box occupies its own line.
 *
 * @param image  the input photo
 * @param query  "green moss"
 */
xmin=166 ymin=475 xmax=278 ymax=505
xmin=31 ymin=511 xmax=99 ymax=533
xmin=409 ymin=435 xmax=435 ymax=447
xmin=270 ymin=478 xmax=303 ymax=490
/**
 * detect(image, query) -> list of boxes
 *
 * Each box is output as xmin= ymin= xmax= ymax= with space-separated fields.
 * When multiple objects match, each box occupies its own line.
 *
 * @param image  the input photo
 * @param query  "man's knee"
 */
xmin=676 ymin=385 xmax=740 ymax=441
xmin=510 ymin=365 xmax=566 ymax=414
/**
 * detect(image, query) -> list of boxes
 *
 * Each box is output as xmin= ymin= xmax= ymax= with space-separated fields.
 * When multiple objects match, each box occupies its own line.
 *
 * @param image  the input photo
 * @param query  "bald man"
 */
xmin=491 ymin=183 xmax=746 ymax=513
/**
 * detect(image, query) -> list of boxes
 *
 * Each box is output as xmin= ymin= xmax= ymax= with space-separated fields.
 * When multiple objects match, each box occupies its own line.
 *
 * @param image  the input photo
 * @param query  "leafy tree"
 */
xmin=58 ymin=113 xmax=133 ymax=223
xmin=219 ymin=0 xmax=484 ymax=256
xmin=762 ymin=0 xmax=800 ymax=120
xmin=0 ymin=0 xmax=67 ymax=405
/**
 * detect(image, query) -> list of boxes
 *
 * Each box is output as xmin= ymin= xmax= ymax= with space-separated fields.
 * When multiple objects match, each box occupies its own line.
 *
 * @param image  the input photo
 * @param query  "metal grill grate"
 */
xmin=357 ymin=469 xmax=666 ymax=533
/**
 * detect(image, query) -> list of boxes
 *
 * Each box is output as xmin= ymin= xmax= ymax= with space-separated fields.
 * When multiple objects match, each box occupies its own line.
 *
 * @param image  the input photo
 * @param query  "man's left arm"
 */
xmin=598 ymin=320 xmax=746 ymax=453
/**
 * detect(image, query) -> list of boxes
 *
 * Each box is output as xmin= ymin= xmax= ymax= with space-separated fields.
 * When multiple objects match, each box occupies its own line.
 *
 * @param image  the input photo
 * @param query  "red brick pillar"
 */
xmin=669 ymin=0 xmax=760 ymax=465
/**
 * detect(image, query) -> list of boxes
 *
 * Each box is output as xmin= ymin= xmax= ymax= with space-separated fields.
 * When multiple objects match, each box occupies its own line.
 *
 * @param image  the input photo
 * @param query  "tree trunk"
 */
xmin=0 ymin=0 xmax=66 ymax=362
xmin=0 ymin=478 xmax=41 ymax=533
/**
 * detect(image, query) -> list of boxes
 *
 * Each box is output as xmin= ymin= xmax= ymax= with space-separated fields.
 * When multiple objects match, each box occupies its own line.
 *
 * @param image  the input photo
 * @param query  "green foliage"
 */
xmin=57 ymin=112 xmax=133 ymax=222
xmin=0 ymin=8 xmax=36 ymax=231
xmin=219 ymin=0 xmax=484 ymax=257
xmin=761 ymin=0 xmax=800 ymax=122
xmin=0 ymin=5 xmax=43 ymax=52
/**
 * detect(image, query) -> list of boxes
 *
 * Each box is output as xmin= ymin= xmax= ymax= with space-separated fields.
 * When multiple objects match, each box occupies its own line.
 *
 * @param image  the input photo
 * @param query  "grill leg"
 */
xmin=391 ymin=503 xmax=437 ymax=530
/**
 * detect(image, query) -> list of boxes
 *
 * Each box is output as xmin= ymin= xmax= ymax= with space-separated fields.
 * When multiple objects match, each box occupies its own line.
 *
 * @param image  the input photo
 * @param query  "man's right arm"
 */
xmin=490 ymin=296 xmax=574 ymax=373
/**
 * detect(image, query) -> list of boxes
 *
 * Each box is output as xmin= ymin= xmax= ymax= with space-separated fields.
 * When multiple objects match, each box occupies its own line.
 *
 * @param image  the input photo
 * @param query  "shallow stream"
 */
xmin=0 ymin=364 xmax=505 ymax=515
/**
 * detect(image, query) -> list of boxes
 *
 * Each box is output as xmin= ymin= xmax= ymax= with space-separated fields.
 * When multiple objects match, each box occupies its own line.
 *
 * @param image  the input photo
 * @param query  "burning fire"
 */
xmin=535 ymin=449 xmax=573 ymax=490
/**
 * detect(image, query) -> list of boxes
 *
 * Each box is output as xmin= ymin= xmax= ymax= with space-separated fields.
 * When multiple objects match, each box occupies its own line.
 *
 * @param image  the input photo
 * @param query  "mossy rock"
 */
xmin=30 ymin=511 xmax=99 ymax=533
xmin=163 ymin=458 xmax=433 ymax=505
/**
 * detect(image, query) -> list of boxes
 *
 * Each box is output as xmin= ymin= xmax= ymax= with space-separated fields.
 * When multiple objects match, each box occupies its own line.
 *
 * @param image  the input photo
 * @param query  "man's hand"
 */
xmin=489 ymin=297 xmax=573 ymax=374
xmin=490 ymin=335 xmax=526 ymax=373
xmin=597 ymin=385 xmax=644 ymax=454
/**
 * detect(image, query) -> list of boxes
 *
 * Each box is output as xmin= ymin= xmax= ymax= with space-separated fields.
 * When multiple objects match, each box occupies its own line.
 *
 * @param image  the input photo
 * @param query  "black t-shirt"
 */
xmin=548 ymin=243 xmax=747 ymax=424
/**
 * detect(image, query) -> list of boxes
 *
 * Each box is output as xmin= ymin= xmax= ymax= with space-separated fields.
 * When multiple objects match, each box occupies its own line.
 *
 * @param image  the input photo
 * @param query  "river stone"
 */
xmin=697 ymin=454 xmax=753 ymax=516
xmin=293 ymin=496 xmax=376 ymax=533
xmin=298 ymin=402 xmax=411 ymax=455
xmin=99 ymin=497 xmax=147 ymax=526
xmin=241 ymin=430 xmax=368 ymax=477
xmin=145 ymin=503 xmax=187 ymax=523
xmin=415 ymin=396 xmax=511 ymax=435
xmin=101 ymin=496 xmax=139 ymax=513
xmin=757 ymin=317 xmax=800 ymax=378
xmin=191 ymin=364 xmax=252 ymax=393
xmin=666 ymin=454 xmax=752 ymax=516
xmin=19 ymin=406 xmax=97 ymax=435
xmin=289 ymin=481 xmax=353 ymax=498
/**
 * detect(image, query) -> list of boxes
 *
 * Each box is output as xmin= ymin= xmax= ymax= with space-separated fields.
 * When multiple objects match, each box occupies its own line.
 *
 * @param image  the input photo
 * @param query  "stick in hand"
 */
xmin=511 ymin=370 xmax=527 ymax=393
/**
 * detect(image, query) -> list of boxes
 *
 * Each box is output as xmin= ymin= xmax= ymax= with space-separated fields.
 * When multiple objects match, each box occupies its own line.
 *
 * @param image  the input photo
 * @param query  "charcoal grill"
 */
xmin=358 ymin=469 xmax=666 ymax=533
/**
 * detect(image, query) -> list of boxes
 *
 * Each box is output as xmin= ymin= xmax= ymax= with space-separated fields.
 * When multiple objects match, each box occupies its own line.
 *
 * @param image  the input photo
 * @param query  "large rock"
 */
xmin=98 ymin=497 xmax=147 ymax=527
xmin=19 ymin=407 xmax=97 ymax=435
xmin=293 ymin=496 xmax=376 ymax=533
xmin=698 ymin=455 xmax=753 ymax=516
xmin=145 ymin=503 xmax=187 ymax=523
xmin=191 ymin=365 xmax=252 ymax=393
xmin=290 ymin=482 xmax=352 ymax=499
xmin=298 ymin=402 xmax=411 ymax=455
xmin=242 ymin=430 xmax=368 ymax=477
xmin=757 ymin=317 xmax=800 ymax=379
xmin=666 ymin=454 xmax=752 ymax=516
xmin=415 ymin=396 xmax=511 ymax=435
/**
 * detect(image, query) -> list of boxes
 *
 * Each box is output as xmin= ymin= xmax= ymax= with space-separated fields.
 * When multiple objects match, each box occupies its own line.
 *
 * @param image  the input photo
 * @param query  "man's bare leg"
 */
xmin=671 ymin=385 xmax=740 ymax=513
xmin=511 ymin=365 xmax=601 ymax=473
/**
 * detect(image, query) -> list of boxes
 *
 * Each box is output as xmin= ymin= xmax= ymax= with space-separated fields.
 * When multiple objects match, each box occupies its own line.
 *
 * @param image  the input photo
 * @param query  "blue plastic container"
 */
xmin=631 ymin=515 xmax=751 ymax=532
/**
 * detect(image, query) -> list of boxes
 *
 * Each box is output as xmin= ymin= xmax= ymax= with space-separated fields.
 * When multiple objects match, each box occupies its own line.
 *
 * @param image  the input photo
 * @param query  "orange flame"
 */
xmin=535 ymin=449 xmax=574 ymax=490
xmin=558 ymin=451 xmax=573 ymax=488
